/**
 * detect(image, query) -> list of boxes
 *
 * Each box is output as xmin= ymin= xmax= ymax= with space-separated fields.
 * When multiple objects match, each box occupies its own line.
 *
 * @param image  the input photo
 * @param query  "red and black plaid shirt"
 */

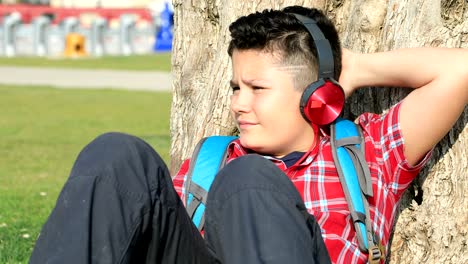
xmin=173 ymin=103 xmax=431 ymax=263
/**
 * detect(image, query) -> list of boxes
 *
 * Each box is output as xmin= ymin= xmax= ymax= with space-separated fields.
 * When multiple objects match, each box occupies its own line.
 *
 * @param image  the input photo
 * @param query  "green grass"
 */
xmin=0 ymin=53 xmax=172 ymax=72
xmin=0 ymin=85 xmax=172 ymax=263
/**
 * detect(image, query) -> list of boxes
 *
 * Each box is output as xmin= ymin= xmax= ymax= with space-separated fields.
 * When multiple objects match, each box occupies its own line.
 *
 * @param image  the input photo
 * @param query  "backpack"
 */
xmin=183 ymin=118 xmax=384 ymax=263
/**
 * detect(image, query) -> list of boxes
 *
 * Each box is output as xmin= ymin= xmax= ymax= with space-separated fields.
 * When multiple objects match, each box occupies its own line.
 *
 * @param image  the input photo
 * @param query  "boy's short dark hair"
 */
xmin=228 ymin=6 xmax=342 ymax=91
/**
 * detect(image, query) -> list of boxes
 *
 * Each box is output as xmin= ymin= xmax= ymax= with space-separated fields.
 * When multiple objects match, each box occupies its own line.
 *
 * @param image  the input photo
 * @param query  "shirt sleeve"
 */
xmin=172 ymin=159 xmax=190 ymax=206
xmin=358 ymin=102 xmax=432 ymax=197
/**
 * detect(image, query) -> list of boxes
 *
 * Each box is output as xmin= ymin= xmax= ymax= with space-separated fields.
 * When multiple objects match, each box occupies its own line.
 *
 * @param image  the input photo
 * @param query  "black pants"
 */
xmin=30 ymin=133 xmax=331 ymax=264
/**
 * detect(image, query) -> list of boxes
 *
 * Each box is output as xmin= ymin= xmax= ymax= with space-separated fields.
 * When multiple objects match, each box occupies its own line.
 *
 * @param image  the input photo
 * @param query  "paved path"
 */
xmin=0 ymin=66 xmax=173 ymax=91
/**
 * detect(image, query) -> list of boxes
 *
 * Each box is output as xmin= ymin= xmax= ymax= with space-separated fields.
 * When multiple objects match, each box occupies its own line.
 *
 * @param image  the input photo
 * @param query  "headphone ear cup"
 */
xmin=300 ymin=78 xmax=345 ymax=126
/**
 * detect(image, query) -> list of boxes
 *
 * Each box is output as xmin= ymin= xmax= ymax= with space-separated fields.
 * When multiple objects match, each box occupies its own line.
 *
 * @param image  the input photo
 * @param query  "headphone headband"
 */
xmin=292 ymin=14 xmax=335 ymax=79
xmin=292 ymin=13 xmax=345 ymax=126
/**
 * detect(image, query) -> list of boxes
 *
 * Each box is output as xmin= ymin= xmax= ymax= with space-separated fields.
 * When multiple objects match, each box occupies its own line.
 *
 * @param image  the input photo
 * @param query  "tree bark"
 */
xmin=171 ymin=0 xmax=467 ymax=263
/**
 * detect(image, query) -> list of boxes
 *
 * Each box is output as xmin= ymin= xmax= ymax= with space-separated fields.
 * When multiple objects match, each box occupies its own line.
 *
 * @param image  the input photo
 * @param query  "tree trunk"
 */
xmin=171 ymin=0 xmax=467 ymax=263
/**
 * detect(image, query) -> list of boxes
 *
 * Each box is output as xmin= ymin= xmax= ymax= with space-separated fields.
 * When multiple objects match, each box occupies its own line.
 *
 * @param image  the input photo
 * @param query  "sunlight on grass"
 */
xmin=0 ymin=85 xmax=172 ymax=263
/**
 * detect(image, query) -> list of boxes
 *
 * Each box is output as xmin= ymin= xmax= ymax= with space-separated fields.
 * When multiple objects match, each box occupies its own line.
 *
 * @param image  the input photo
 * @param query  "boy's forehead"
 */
xmin=230 ymin=64 xmax=308 ymax=81
xmin=229 ymin=49 xmax=309 ymax=83
xmin=231 ymin=50 xmax=307 ymax=68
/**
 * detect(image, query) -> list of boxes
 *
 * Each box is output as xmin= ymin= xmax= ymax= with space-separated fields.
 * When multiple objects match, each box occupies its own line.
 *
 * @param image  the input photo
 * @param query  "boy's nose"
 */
xmin=231 ymin=89 xmax=252 ymax=113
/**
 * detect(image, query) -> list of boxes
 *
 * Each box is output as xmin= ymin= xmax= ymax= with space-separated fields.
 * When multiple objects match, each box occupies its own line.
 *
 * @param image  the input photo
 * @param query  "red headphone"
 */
xmin=293 ymin=14 xmax=345 ymax=126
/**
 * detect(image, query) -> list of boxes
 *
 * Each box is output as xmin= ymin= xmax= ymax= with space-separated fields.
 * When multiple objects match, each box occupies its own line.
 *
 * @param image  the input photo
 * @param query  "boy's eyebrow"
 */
xmin=230 ymin=78 xmax=270 ymax=87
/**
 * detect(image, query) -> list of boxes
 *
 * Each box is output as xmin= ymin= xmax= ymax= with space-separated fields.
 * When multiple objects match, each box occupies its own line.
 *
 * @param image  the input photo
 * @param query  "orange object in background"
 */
xmin=63 ymin=33 xmax=88 ymax=57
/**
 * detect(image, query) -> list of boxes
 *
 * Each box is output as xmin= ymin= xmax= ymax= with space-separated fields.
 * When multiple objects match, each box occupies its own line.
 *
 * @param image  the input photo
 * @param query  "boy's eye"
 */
xmin=231 ymin=86 xmax=240 ymax=93
xmin=253 ymin=86 xmax=263 ymax=90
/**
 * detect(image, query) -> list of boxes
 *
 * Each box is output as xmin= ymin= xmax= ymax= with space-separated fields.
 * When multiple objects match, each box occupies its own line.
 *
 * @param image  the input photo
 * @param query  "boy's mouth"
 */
xmin=237 ymin=120 xmax=257 ymax=129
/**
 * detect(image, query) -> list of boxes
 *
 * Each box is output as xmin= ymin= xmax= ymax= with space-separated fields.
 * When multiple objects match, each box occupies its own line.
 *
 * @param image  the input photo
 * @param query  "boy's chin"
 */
xmin=239 ymin=137 xmax=269 ymax=154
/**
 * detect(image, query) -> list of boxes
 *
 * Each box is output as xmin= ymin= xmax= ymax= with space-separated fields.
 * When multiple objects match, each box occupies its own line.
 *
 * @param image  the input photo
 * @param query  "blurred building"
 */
xmin=0 ymin=0 xmax=173 ymax=57
xmin=1 ymin=0 xmax=21 ymax=4
xmin=0 ymin=0 xmax=173 ymax=25
xmin=1 ymin=0 xmax=171 ymax=9
xmin=49 ymin=0 xmax=167 ymax=9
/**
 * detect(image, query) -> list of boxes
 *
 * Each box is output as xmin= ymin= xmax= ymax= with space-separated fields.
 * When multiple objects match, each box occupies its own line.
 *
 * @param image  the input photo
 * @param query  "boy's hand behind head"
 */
xmin=338 ymin=48 xmax=359 ymax=98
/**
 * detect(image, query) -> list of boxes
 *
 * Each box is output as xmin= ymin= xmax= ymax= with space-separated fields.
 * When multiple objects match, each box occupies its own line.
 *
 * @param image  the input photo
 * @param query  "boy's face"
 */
xmin=230 ymin=49 xmax=315 ymax=157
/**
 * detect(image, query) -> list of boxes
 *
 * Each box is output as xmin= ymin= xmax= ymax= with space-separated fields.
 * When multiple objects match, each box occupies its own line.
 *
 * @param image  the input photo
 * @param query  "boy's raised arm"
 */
xmin=340 ymin=48 xmax=468 ymax=165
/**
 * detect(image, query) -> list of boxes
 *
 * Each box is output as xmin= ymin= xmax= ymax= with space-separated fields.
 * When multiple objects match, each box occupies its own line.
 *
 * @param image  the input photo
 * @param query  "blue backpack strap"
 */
xmin=184 ymin=135 xmax=237 ymax=231
xmin=331 ymin=118 xmax=384 ymax=263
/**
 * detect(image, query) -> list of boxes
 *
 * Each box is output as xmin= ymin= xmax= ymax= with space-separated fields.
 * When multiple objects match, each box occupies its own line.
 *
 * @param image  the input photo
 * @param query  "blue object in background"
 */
xmin=153 ymin=2 xmax=173 ymax=52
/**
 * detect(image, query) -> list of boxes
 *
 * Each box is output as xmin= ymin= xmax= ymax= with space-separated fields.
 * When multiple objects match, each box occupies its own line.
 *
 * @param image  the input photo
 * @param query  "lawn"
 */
xmin=0 ymin=85 xmax=172 ymax=263
xmin=0 ymin=53 xmax=172 ymax=72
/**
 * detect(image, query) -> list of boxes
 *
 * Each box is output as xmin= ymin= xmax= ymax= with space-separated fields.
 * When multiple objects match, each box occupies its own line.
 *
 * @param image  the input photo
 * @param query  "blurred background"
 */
xmin=0 ymin=0 xmax=173 ymax=57
xmin=0 ymin=1 xmax=174 ymax=263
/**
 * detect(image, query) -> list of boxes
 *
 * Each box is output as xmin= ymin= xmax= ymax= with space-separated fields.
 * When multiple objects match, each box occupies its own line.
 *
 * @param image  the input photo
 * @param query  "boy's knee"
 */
xmin=221 ymin=154 xmax=270 ymax=179
xmin=71 ymin=132 xmax=161 ymax=180
xmin=89 ymin=132 xmax=157 ymax=159
xmin=217 ymin=154 xmax=269 ymax=182
xmin=208 ymin=154 xmax=302 ymax=205
xmin=68 ymin=132 xmax=171 ymax=202
xmin=210 ymin=154 xmax=283 ymax=194
xmin=91 ymin=132 xmax=141 ymax=152
xmin=80 ymin=133 xmax=136 ymax=166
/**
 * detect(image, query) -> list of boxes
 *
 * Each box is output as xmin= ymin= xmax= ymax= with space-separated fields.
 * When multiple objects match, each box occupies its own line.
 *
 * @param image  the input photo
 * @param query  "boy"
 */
xmin=31 ymin=5 xmax=467 ymax=264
